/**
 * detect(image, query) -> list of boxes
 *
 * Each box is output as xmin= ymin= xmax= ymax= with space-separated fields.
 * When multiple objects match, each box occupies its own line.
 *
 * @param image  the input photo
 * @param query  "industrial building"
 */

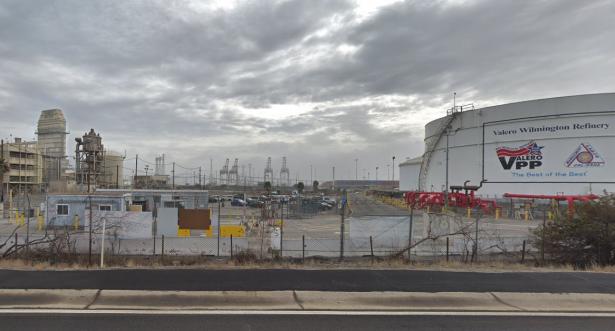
xmin=400 ymin=93 xmax=615 ymax=196
xmin=36 ymin=109 xmax=69 ymax=183
xmin=0 ymin=138 xmax=43 ymax=194
xmin=45 ymin=193 xmax=126 ymax=227
xmin=133 ymin=175 xmax=170 ymax=189
xmin=95 ymin=189 xmax=209 ymax=212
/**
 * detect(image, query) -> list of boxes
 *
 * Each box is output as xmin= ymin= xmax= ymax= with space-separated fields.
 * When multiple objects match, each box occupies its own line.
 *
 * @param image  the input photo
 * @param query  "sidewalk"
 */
xmin=2 ymin=290 xmax=615 ymax=313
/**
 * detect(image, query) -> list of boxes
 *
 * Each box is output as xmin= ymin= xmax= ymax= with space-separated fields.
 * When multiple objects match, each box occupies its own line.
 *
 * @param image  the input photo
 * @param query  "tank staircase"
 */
xmin=418 ymin=104 xmax=474 ymax=191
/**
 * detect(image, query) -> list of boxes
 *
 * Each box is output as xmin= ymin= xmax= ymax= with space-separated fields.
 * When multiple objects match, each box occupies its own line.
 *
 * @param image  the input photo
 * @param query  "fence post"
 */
xmin=521 ymin=240 xmax=526 ymax=263
xmin=161 ymin=235 xmax=165 ymax=262
xmin=302 ymin=235 xmax=305 ymax=263
xmin=408 ymin=205 xmax=414 ymax=260
xmin=230 ymin=234 xmax=233 ymax=259
xmin=369 ymin=236 xmax=374 ymax=263
xmin=446 ymin=237 xmax=449 ymax=262
xmin=472 ymin=210 xmax=480 ymax=263
xmin=541 ymin=209 xmax=546 ymax=265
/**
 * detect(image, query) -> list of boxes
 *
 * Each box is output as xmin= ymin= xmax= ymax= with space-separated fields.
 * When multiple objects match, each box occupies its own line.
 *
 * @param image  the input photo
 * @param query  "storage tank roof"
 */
xmin=399 ymin=156 xmax=422 ymax=166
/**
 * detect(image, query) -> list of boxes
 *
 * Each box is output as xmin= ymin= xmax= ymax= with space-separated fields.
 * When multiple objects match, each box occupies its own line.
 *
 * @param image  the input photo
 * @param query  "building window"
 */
xmin=164 ymin=201 xmax=184 ymax=208
xmin=99 ymin=205 xmax=112 ymax=211
xmin=56 ymin=204 xmax=69 ymax=216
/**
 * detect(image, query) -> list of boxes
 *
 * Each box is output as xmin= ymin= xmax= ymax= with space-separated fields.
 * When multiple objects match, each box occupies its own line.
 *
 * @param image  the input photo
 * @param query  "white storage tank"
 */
xmin=413 ymin=93 xmax=615 ymax=196
xmin=399 ymin=157 xmax=422 ymax=191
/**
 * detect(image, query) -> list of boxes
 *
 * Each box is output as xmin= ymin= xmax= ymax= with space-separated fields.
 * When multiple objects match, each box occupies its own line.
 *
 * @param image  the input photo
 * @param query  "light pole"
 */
xmin=376 ymin=166 xmax=379 ymax=180
xmin=310 ymin=164 xmax=313 ymax=185
xmin=445 ymin=126 xmax=450 ymax=208
xmin=392 ymin=156 xmax=396 ymax=181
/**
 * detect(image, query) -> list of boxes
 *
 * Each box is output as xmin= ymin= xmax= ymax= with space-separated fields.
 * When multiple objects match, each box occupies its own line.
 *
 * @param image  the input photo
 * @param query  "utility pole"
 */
xmin=376 ymin=166 xmax=379 ymax=180
xmin=144 ymin=165 xmax=150 ymax=189
xmin=172 ymin=162 xmax=175 ymax=190
xmin=332 ymin=166 xmax=335 ymax=191
xmin=135 ymin=154 xmax=138 ymax=188
xmin=199 ymin=166 xmax=202 ymax=190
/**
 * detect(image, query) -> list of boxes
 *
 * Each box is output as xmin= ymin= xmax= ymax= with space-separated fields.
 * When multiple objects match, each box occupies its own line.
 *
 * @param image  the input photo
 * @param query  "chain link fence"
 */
xmin=0 ymin=210 xmax=537 ymax=265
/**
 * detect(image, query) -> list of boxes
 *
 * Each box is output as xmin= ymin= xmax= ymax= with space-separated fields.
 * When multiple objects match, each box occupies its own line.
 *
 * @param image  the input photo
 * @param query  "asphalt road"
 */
xmin=1 ymin=269 xmax=614 ymax=293
xmin=0 ymin=313 xmax=614 ymax=331
xmin=350 ymin=192 xmax=410 ymax=216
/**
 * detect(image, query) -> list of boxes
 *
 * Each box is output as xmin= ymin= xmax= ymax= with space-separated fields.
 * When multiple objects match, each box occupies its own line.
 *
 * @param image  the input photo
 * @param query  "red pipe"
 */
xmin=503 ymin=193 xmax=599 ymax=217
xmin=503 ymin=193 xmax=599 ymax=201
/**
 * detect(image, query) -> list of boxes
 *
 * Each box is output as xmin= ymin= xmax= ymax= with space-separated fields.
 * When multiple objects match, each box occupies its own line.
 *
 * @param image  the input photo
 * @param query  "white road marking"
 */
xmin=1 ymin=309 xmax=615 ymax=317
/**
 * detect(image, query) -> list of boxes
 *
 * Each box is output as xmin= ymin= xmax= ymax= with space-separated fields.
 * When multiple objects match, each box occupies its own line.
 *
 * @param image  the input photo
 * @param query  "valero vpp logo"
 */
xmin=496 ymin=141 xmax=544 ymax=170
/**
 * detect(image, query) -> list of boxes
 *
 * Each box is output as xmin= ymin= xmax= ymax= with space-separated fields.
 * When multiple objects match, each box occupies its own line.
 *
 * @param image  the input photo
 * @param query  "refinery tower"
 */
xmin=36 ymin=109 xmax=68 ymax=182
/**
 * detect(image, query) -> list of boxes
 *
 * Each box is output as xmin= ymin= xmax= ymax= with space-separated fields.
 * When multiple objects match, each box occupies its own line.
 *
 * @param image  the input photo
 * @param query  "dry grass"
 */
xmin=1 ymin=254 xmax=614 ymax=273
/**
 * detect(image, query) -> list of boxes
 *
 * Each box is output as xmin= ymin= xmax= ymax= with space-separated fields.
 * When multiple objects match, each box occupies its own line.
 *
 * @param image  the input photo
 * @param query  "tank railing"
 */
xmin=446 ymin=103 xmax=475 ymax=116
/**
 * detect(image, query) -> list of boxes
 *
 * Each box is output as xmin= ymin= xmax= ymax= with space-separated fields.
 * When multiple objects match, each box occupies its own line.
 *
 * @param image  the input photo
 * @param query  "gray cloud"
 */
xmin=1 ymin=0 xmax=614 ymax=182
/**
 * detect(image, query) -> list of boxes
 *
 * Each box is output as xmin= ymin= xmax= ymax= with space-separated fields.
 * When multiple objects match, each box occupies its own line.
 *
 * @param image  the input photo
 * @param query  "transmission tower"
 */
xmin=264 ymin=157 xmax=274 ymax=184
xmin=280 ymin=156 xmax=290 ymax=187
xmin=219 ymin=158 xmax=229 ymax=185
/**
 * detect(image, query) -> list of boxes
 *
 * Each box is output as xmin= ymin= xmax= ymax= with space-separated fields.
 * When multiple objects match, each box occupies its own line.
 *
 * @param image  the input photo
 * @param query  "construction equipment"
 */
xmin=280 ymin=157 xmax=290 ymax=187
xmin=264 ymin=157 xmax=273 ymax=184
xmin=229 ymin=158 xmax=239 ymax=186
xmin=219 ymin=158 xmax=229 ymax=185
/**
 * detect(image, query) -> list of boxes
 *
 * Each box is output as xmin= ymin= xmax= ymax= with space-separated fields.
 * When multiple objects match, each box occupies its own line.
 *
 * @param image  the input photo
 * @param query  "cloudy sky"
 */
xmin=1 ymin=0 xmax=614 ymax=184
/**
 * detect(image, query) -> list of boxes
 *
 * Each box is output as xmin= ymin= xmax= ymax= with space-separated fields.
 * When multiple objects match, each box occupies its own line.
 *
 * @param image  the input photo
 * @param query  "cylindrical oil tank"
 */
xmin=417 ymin=93 xmax=615 ymax=196
xmin=103 ymin=151 xmax=124 ymax=188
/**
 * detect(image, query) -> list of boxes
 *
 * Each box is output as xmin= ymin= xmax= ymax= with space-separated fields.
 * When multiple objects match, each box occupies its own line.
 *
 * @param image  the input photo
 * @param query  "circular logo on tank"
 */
xmin=576 ymin=151 xmax=593 ymax=164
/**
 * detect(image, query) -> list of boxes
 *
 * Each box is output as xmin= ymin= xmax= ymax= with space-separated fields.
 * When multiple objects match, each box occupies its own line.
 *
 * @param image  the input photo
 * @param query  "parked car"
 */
xmin=321 ymin=201 xmax=335 ymax=208
xmin=323 ymin=197 xmax=336 ymax=205
xmin=231 ymin=198 xmax=247 ymax=206
xmin=319 ymin=202 xmax=333 ymax=210
xmin=246 ymin=197 xmax=263 ymax=208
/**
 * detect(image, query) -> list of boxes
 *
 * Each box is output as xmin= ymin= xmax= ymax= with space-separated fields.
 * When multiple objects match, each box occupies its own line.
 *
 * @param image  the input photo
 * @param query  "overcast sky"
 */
xmin=1 ymin=0 xmax=614 ymax=183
